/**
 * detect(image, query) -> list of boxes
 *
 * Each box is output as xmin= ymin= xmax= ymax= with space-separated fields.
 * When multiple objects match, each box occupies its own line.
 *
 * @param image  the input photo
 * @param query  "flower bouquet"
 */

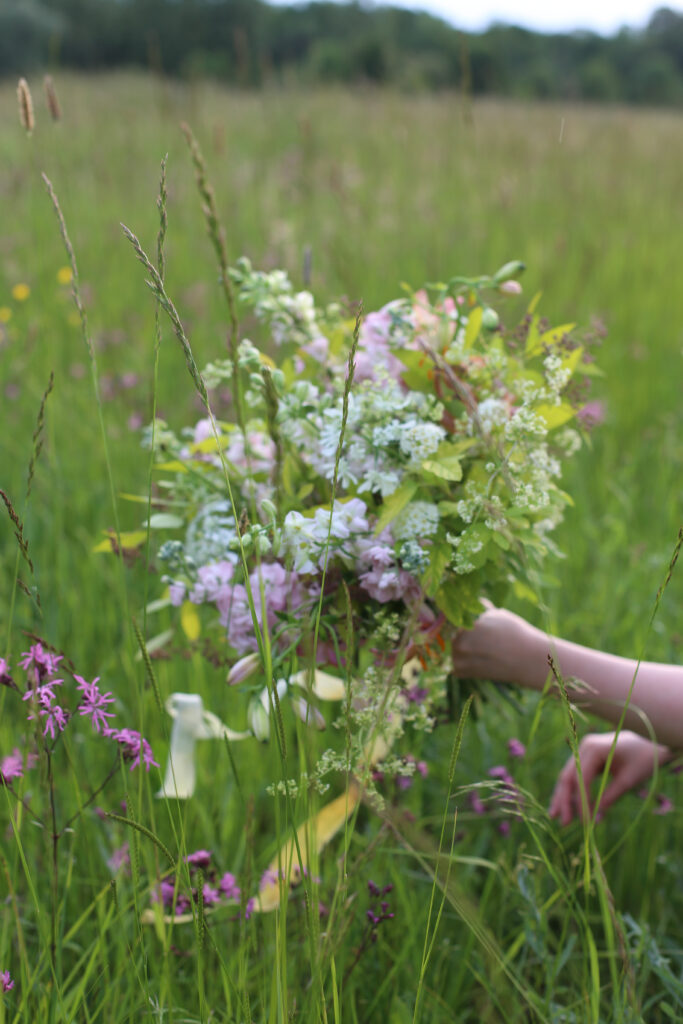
xmin=114 ymin=149 xmax=600 ymax=911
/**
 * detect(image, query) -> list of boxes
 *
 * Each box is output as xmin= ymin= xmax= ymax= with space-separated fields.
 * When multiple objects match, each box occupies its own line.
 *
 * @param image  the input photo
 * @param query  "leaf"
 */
xmin=526 ymin=291 xmax=542 ymax=315
xmin=153 ymin=460 xmax=189 ymax=473
xmin=421 ymin=540 xmax=452 ymax=598
xmin=491 ymin=531 xmax=510 ymax=551
xmin=536 ymin=403 xmax=576 ymax=429
xmin=180 ymin=601 xmax=201 ymax=641
xmin=463 ymin=306 xmax=482 ymax=350
xmin=190 ymin=435 xmax=228 ymax=454
xmin=434 ymin=573 xmax=484 ymax=628
xmin=512 ymin=580 xmax=539 ymax=605
xmin=119 ymin=492 xmax=153 ymax=504
xmin=374 ymin=480 xmax=418 ymax=535
xmin=93 ymin=530 xmax=148 ymax=553
xmin=422 ymin=458 xmax=462 ymax=482
xmin=541 ymin=323 xmax=576 ymax=347
xmin=147 ymin=513 xmax=184 ymax=530
xmin=282 ymin=452 xmax=297 ymax=496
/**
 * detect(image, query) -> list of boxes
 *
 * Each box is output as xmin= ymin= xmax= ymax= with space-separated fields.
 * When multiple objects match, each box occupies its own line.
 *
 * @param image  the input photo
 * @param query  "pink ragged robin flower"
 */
xmin=1 ymin=748 xmax=37 ymax=785
xmin=19 ymin=643 xmax=63 ymax=682
xmin=1 ymin=970 xmax=13 ymax=993
xmin=0 ymin=658 xmax=14 ymax=688
xmin=508 ymin=738 xmax=526 ymax=758
xmin=106 ymin=728 xmax=159 ymax=771
xmin=74 ymin=675 xmax=116 ymax=733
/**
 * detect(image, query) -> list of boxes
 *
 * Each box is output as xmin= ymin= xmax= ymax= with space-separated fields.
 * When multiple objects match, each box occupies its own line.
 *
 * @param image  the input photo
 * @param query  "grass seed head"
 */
xmin=17 ymin=78 xmax=35 ymax=135
xmin=44 ymin=75 xmax=61 ymax=121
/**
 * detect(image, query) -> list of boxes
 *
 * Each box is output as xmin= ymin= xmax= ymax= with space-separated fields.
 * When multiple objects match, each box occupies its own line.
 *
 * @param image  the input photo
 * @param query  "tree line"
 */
xmin=2 ymin=0 xmax=683 ymax=105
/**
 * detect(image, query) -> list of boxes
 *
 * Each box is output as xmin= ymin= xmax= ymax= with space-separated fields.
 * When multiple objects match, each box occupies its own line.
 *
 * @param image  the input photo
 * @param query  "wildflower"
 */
xmin=219 ymin=872 xmax=241 ymax=900
xmin=19 ymin=643 xmax=63 ymax=681
xmin=11 ymin=284 xmax=30 ymax=303
xmin=577 ymin=400 xmax=606 ymax=429
xmin=227 ymin=652 xmax=261 ymax=686
xmin=75 ymin=675 xmax=116 ymax=733
xmin=38 ymin=705 xmax=69 ymax=740
xmin=185 ymin=849 xmax=212 ymax=869
xmin=107 ymin=842 xmax=130 ymax=874
xmin=1 ymin=970 xmax=13 ymax=993
xmin=1 ymin=748 xmax=36 ymax=785
xmin=469 ymin=791 xmax=487 ymax=815
xmin=499 ymin=280 xmax=522 ymax=295
xmin=498 ymin=821 xmax=511 ymax=837
xmin=508 ymin=738 xmax=526 ymax=758
xmin=202 ymin=884 xmax=221 ymax=906
xmin=0 ymin=658 xmax=14 ymax=688
xmin=56 ymin=266 xmax=72 ymax=285
xmin=654 ymin=794 xmax=674 ymax=816
xmin=107 ymin=728 xmax=159 ymax=771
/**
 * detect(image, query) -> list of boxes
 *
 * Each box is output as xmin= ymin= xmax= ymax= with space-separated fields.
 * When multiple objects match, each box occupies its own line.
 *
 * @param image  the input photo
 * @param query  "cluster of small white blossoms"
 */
xmin=278 ymin=375 xmax=445 ymax=496
xmin=230 ymin=257 xmax=332 ymax=348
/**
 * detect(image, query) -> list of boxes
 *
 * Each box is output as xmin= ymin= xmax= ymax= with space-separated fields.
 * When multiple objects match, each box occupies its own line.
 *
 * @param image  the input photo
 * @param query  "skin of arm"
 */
xmin=450 ymin=606 xmax=683 ymax=748
xmin=451 ymin=606 xmax=681 ymax=822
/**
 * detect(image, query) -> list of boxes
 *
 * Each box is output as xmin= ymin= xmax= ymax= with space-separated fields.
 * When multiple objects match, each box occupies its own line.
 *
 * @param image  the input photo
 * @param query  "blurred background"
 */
xmin=2 ymin=0 xmax=683 ymax=105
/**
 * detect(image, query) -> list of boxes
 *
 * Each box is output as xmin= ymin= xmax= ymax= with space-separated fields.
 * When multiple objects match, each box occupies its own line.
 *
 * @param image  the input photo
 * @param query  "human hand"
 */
xmin=549 ymin=730 xmax=671 ymax=826
xmin=450 ymin=603 xmax=546 ymax=687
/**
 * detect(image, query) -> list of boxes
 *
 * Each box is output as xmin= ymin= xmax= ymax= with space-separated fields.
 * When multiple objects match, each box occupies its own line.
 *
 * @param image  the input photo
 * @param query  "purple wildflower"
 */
xmin=654 ymin=795 xmax=674 ymax=816
xmin=0 ymin=658 xmax=14 ymax=688
xmin=489 ymin=765 xmax=515 ymax=787
xmin=75 ymin=675 xmax=116 ymax=733
xmin=219 ymin=872 xmax=241 ymax=901
xmin=0 ymin=748 xmax=36 ymax=785
xmin=107 ymin=843 xmax=130 ymax=874
xmin=106 ymin=728 xmax=159 ymax=771
xmin=202 ymin=884 xmax=221 ymax=906
xmin=23 ymin=678 xmax=63 ymax=704
xmin=19 ymin=643 xmax=63 ymax=682
xmin=498 ymin=821 xmax=511 ymax=837
xmin=508 ymin=738 xmax=526 ymax=759
xmin=469 ymin=791 xmax=487 ymax=815
xmin=185 ymin=849 xmax=212 ymax=869
xmin=1 ymin=971 xmax=13 ymax=993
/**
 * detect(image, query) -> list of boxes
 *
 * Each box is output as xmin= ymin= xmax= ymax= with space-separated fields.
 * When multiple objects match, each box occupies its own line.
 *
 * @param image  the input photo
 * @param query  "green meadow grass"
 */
xmin=0 ymin=74 xmax=681 ymax=1022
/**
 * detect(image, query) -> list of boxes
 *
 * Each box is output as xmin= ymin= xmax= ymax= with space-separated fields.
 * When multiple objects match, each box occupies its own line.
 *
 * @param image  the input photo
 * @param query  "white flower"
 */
xmin=393 ymin=501 xmax=440 ymax=541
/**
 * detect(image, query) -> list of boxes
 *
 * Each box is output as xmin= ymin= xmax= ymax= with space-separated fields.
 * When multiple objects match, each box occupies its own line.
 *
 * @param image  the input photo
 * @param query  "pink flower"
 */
xmin=469 ymin=791 xmax=487 ymax=815
xmin=19 ymin=643 xmax=63 ymax=682
xmin=0 ymin=748 xmax=36 ymax=784
xmin=106 ymin=728 xmax=158 ymax=771
xmin=185 ymin=849 xmax=212 ymax=869
xmin=498 ymin=821 xmax=511 ymax=837
xmin=219 ymin=872 xmax=241 ymax=901
xmin=507 ymin=738 xmax=526 ymax=759
xmin=1 ymin=970 xmax=13 ymax=993
xmin=654 ymin=794 xmax=674 ymax=816
xmin=107 ymin=843 xmax=130 ymax=874
xmin=577 ymin=400 xmax=606 ymax=429
xmin=0 ymin=658 xmax=14 ymax=687
xmin=202 ymin=884 xmax=221 ymax=906
xmin=499 ymin=280 xmax=522 ymax=295
xmin=75 ymin=675 xmax=116 ymax=733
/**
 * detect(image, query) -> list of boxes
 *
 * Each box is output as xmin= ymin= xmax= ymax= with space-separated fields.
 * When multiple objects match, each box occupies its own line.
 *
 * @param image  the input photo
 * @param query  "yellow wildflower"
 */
xmin=0 ymin=307 xmax=11 ymax=323
xmin=12 ymin=283 xmax=30 ymax=302
xmin=57 ymin=266 xmax=72 ymax=285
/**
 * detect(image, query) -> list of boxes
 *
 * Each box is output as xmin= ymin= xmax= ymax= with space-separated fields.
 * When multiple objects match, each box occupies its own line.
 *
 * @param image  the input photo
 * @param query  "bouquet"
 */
xmin=118 ymin=252 xmax=599 ymax=817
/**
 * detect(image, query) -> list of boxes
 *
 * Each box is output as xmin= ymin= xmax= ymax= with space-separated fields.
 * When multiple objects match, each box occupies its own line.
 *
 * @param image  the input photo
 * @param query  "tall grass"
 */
xmin=0 ymin=75 xmax=681 ymax=1021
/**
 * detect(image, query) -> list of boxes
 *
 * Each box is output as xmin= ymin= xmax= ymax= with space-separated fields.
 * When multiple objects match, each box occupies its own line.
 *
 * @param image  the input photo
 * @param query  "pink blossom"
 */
xmin=202 ymin=884 xmax=221 ymax=906
xmin=185 ymin=849 xmax=212 ymax=869
xmin=106 ymin=728 xmax=158 ymax=771
xmin=0 ymin=658 xmax=13 ymax=687
xmin=654 ymin=794 xmax=674 ymax=816
xmin=469 ymin=791 xmax=487 ymax=815
xmin=169 ymin=582 xmax=186 ymax=606
xmin=499 ymin=280 xmax=522 ymax=295
xmin=219 ymin=872 xmax=241 ymax=901
xmin=19 ymin=643 xmax=63 ymax=681
xmin=0 ymin=748 xmax=36 ymax=784
xmin=107 ymin=843 xmax=130 ymax=874
xmin=577 ymin=400 xmax=606 ymax=429
xmin=507 ymin=738 xmax=526 ymax=758
xmin=75 ymin=675 xmax=116 ymax=733
xmin=354 ymin=308 xmax=405 ymax=383
xmin=190 ymin=561 xmax=236 ymax=605
xmin=498 ymin=821 xmax=511 ymax=837
xmin=1 ymin=971 xmax=13 ymax=993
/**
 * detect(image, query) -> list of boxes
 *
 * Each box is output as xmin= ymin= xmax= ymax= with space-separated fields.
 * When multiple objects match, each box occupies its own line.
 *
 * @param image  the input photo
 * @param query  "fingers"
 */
xmin=549 ymin=740 xmax=609 ymax=826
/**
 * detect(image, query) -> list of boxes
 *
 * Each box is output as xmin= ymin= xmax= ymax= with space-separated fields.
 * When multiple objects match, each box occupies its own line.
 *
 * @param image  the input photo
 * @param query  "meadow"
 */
xmin=0 ymin=74 xmax=681 ymax=1022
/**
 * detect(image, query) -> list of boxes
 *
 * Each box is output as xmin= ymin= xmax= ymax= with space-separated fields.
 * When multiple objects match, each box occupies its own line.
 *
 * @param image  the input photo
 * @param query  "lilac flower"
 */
xmin=75 ymin=675 xmax=116 ymax=733
xmin=507 ymin=738 xmax=526 ymax=759
xmin=219 ymin=872 xmax=241 ymax=901
xmin=1 ymin=971 xmax=13 ymax=993
xmin=106 ymin=728 xmax=159 ymax=771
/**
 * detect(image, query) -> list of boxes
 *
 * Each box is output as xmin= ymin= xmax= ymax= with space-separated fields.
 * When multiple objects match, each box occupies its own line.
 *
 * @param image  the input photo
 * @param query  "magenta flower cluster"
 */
xmin=1 ymin=970 xmax=13 ymax=993
xmin=152 ymin=849 xmax=252 ymax=917
xmin=1 ymin=644 xmax=158 ymax=776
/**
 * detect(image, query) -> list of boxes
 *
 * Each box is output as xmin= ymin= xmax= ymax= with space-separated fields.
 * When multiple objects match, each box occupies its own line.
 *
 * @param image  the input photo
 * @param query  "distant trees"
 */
xmin=2 ymin=0 xmax=683 ymax=107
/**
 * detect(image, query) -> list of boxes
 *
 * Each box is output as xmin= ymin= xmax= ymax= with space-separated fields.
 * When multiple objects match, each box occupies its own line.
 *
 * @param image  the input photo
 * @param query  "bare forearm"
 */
xmin=523 ymin=632 xmax=683 ymax=748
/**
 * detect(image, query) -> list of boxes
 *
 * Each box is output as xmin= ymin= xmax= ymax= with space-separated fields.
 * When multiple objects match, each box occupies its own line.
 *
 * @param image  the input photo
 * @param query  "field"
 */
xmin=0 ymin=74 xmax=682 ymax=1022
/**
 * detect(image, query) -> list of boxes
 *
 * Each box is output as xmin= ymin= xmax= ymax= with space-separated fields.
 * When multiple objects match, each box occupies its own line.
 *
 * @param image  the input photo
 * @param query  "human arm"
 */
xmin=450 ymin=606 xmax=683 ymax=748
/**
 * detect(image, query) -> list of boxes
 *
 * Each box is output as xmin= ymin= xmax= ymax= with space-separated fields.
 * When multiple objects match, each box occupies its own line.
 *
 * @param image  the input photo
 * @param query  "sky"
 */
xmin=267 ymin=0 xmax=682 ymax=35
